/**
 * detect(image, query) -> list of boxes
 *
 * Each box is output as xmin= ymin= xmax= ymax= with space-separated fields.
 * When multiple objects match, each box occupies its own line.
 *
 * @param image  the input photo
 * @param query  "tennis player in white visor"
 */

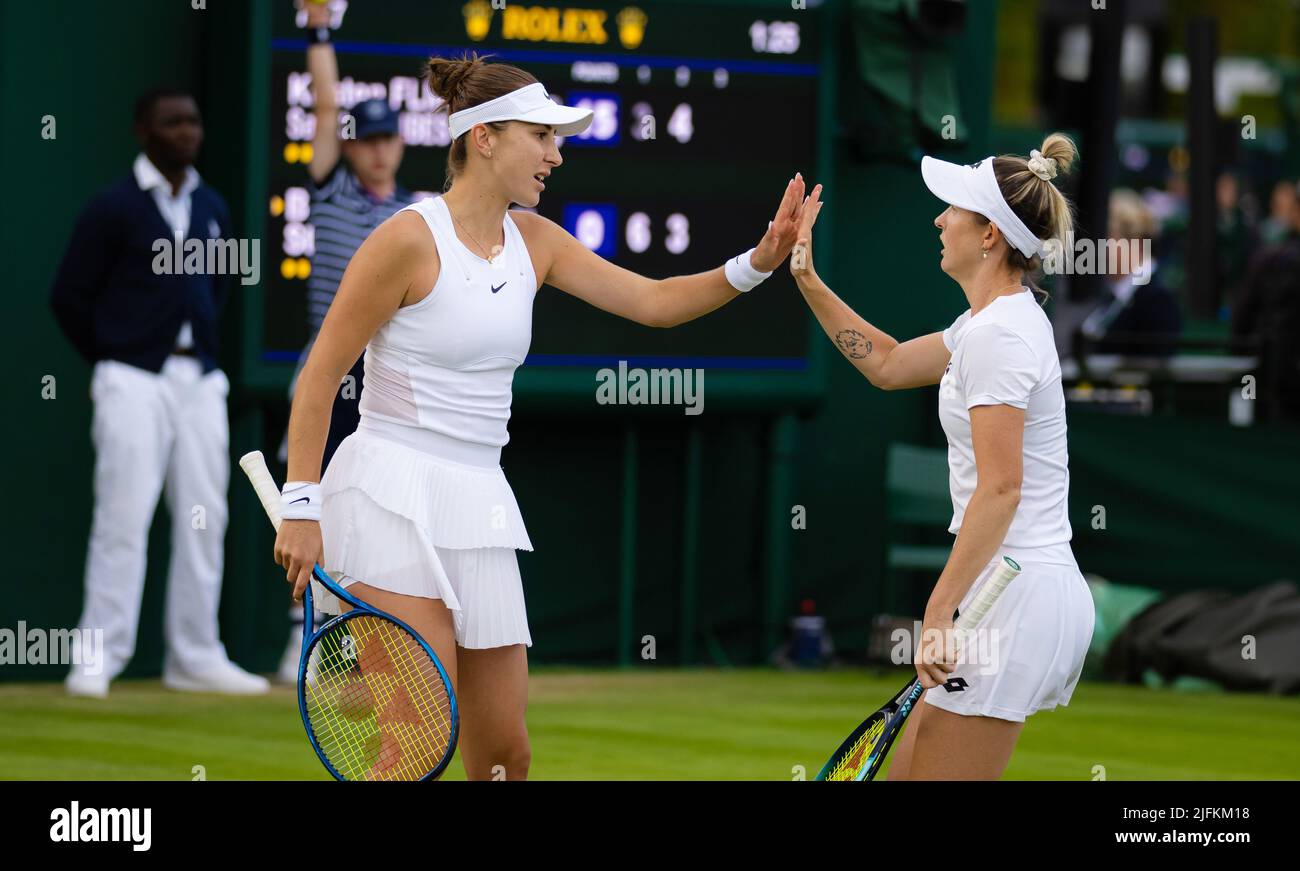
xmin=271 ymin=54 xmax=810 ymax=780
xmin=791 ymin=134 xmax=1095 ymax=780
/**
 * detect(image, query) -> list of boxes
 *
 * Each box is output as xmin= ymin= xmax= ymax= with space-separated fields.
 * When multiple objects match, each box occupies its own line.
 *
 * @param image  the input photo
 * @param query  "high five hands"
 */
xmin=752 ymin=173 xmax=810 ymax=273
xmin=749 ymin=174 xmax=826 ymax=282
xmin=790 ymin=182 xmax=824 ymax=285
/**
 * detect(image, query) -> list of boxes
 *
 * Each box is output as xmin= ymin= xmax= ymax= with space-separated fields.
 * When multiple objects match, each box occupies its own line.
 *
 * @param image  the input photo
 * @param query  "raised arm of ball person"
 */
xmin=276 ymin=212 xmax=434 ymax=598
xmin=790 ymin=184 xmax=952 ymax=390
xmin=516 ymin=174 xmax=807 ymax=327
xmin=301 ymin=0 xmax=342 ymax=184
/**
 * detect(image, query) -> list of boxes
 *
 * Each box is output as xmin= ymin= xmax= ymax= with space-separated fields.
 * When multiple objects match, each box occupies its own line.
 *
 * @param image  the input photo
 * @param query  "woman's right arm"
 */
xmin=790 ymin=186 xmax=951 ymax=390
xmin=277 ymin=211 xmax=436 ymax=597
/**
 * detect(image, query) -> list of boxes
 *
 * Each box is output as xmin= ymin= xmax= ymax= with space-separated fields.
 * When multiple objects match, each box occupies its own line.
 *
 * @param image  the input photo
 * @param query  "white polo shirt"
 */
xmin=938 ymin=288 xmax=1076 ymax=566
xmin=134 ymin=153 xmax=200 ymax=350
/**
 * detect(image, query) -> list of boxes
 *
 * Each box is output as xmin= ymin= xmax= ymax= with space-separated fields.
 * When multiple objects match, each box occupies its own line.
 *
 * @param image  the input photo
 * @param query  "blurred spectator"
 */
xmin=1144 ymin=169 xmax=1189 ymax=296
xmin=1216 ymin=170 xmax=1255 ymax=310
xmin=1258 ymin=179 xmax=1299 ymax=246
xmin=1232 ymin=195 xmax=1300 ymax=423
xmin=1080 ymin=189 xmax=1182 ymax=357
xmin=49 ymin=89 xmax=267 ymax=697
xmin=1157 ymin=168 xmax=1189 ymax=215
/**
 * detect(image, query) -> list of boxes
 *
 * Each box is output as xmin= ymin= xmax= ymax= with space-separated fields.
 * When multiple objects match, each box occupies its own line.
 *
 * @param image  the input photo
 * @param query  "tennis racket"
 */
xmin=239 ymin=450 xmax=459 ymax=782
xmin=815 ymin=556 xmax=1022 ymax=781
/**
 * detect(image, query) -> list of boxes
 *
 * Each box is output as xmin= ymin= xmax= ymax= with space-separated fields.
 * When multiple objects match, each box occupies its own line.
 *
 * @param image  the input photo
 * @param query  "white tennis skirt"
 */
xmin=316 ymin=427 xmax=534 ymax=649
xmin=922 ymin=552 xmax=1095 ymax=723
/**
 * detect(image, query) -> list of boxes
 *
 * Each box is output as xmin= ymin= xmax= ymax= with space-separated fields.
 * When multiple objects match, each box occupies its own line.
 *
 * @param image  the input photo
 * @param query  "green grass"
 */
xmin=2 ymin=670 xmax=1297 ymax=780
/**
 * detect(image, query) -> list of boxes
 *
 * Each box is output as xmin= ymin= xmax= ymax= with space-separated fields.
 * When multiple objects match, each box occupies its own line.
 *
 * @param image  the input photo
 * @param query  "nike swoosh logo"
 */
xmin=289 ymin=497 xmax=310 ymax=505
xmin=491 ymin=282 xmax=507 ymax=294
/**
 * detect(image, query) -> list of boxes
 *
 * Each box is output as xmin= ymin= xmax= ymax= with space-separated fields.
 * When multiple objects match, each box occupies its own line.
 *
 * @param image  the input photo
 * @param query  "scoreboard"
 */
xmin=260 ymin=0 xmax=830 ymax=403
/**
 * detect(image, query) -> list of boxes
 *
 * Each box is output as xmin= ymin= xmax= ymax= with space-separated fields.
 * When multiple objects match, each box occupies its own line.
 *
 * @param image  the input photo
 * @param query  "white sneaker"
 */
xmin=66 ymin=670 xmax=110 ymax=699
xmin=163 ymin=660 xmax=270 ymax=695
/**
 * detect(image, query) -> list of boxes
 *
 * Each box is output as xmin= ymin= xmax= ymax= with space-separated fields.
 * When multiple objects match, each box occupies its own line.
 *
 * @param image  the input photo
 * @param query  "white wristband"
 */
xmin=723 ymin=247 xmax=773 ymax=293
xmin=281 ymin=481 xmax=322 ymax=522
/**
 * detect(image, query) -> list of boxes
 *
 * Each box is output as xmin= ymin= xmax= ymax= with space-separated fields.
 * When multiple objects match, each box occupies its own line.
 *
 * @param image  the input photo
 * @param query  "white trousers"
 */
xmin=72 ymin=357 xmax=232 ymax=680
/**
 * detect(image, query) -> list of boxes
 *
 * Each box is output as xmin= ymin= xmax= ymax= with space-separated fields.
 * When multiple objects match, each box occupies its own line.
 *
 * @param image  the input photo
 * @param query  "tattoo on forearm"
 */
xmin=834 ymin=329 xmax=873 ymax=359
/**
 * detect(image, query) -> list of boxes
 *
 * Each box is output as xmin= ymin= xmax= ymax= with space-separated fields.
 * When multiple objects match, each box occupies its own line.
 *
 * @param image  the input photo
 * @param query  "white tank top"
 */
xmin=358 ymin=196 xmax=538 ymax=464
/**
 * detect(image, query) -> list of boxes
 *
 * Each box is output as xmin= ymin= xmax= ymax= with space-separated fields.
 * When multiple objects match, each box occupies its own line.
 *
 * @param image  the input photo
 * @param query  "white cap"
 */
xmin=921 ymin=155 xmax=1045 ymax=259
xmin=448 ymin=83 xmax=593 ymax=140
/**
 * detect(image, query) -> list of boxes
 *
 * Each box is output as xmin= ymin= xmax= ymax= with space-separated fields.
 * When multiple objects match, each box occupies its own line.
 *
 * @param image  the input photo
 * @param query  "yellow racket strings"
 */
xmin=826 ymin=717 xmax=886 ymax=781
xmin=304 ymin=616 xmax=454 ymax=780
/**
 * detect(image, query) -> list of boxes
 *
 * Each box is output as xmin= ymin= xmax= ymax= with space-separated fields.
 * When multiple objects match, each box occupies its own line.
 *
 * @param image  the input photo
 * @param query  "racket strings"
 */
xmin=307 ymin=619 xmax=451 ymax=781
xmin=366 ymin=619 xmax=453 ymax=780
xmin=304 ymin=615 xmax=454 ymax=781
xmin=826 ymin=717 xmax=886 ymax=781
xmin=304 ymin=625 xmax=384 ymax=778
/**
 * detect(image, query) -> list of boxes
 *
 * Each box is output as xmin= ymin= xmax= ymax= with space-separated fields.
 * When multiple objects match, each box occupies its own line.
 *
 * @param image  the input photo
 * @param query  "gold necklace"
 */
xmin=447 ymin=203 xmax=503 ymax=264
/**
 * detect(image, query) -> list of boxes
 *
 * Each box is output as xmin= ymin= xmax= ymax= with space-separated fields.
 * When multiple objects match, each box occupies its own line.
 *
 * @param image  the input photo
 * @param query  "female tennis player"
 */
xmin=272 ymin=54 xmax=807 ymax=780
xmin=791 ymin=134 xmax=1095 ymax=780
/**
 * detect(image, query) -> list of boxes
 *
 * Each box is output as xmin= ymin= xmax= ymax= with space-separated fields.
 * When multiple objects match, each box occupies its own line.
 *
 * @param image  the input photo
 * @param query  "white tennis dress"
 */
xmin=316 ymin=196 xmax=538 ymax=648
xmin=926 ymin=288 xmax=1095 ymax=722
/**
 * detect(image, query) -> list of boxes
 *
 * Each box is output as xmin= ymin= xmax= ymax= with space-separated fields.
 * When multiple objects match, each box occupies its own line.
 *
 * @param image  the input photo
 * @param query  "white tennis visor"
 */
xmin=921 ymin=155 xmax=1045 ymax=259
xmin=448 ymin=83 xmax=594 ymax=140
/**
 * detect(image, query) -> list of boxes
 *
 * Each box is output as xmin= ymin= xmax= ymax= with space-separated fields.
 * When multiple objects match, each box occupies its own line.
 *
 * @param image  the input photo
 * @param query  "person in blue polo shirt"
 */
xmin=285 ymin=2 xmax=415 ymax=473
xmin=290 ymin=97 xmax=412 ymax=460
xmin=277 ymin=1 xmax=416 ymax=680
xmin=50 ymin=89 xmax=267 ymax=697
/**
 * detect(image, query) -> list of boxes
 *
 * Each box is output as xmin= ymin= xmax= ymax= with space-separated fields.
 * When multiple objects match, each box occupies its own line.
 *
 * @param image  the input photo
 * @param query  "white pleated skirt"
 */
xmin=316 ymin=427 xmax=534 ymax=649
xmin=922 ymin=553 xmax=1095 ymax=723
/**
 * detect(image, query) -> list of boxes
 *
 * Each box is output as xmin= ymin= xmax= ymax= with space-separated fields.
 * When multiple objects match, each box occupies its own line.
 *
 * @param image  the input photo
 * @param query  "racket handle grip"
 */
xmin=953 ymin=556 xmax=1021 ymax=632
xmin=239 ymin=450 xmax=284 ymax=532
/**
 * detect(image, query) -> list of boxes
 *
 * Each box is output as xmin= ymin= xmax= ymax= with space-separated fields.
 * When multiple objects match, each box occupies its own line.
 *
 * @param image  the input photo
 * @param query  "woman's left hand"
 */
xmin=750 ymin=173 xmax=807 ymax=272
xmin=915 ymin=610 xmax=958 ymax=689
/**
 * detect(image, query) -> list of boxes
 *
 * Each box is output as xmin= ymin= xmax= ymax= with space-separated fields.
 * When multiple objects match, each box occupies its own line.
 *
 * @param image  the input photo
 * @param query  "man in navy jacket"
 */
xmin=51 ymin=89 xmax=268 ymax=697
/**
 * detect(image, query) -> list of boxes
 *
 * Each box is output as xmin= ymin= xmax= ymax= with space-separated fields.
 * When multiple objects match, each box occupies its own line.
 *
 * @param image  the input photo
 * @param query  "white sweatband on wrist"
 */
xmin=281 ymin=481 xmax=322 ymax=522
xmin=723 ymin=247 xmax=773 ymax=293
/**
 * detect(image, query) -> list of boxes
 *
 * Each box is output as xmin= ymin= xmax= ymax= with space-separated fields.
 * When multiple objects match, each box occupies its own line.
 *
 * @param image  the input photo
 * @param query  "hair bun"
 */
xmin=425 ymin=54 xmax=487 ymax=112
xmin=1036 ymin=132 xmax=1077 ymax=179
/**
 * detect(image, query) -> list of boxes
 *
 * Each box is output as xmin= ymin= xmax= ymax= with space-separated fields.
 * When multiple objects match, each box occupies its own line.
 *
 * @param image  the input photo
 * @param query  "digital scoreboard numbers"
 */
xmin=265 ymin=1 xmax=823 ymax=380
